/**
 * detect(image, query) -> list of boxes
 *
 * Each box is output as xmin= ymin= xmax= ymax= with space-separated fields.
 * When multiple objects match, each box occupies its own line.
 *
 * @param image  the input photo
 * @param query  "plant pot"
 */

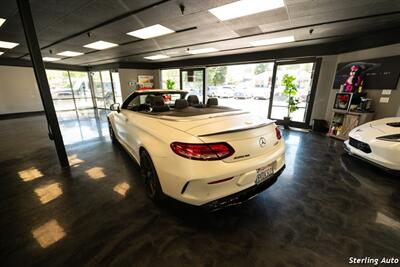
xmin=283 ymin=116 xmax=291 ymax=129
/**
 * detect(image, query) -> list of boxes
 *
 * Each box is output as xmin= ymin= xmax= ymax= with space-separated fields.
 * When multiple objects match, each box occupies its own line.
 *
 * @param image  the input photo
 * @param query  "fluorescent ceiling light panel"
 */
xmin=250 ymin=36 xmax=295 ymax=46
xmin=0 ymin=40 xmax=19 ymax=49
xmin=43 ymin=57 xmax=61 ymax=62
xmin=209 ymin=0 xmax=285 ymax=21
xmin=144 ymin=54 xmax=170 ymax=60
xmin=83 ymin=40 xmax=118 ymax=50
xmin=187 ymin=48 xmax=219 ymax=55
xmin=0 ymin=52 xmax=4 ymax=56
xmin=0 ymin=18 xmax=5 ymax=27
xmin=127 ymin=24 xmax=174 ymax=39
xmin=56 ymin=51 xmax=84 ymax=57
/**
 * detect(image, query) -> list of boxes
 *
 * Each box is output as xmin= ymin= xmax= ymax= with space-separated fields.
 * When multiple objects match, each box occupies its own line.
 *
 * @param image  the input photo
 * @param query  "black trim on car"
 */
xmin=202 ymin=165 xmax=285 ymax=211
xmin=349 ymin=137 xmax=372 ymax=153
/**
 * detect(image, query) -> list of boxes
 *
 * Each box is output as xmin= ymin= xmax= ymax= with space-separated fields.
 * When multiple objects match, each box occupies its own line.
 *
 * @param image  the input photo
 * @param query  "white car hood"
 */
xmin=350 ymin=117 xmax=400 ymax=142
xmin=369 ymin=117 xmax=400 ymax=134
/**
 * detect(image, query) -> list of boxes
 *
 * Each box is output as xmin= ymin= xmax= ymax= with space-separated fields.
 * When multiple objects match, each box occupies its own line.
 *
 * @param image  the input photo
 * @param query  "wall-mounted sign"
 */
xmin=138 ymin=75 xmax=154 ymax=90
xmin=333 ymin=55 xmax=400 ymax=90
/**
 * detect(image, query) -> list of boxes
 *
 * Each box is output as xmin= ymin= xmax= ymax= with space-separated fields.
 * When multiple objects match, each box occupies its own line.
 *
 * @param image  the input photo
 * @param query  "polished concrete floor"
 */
xmin=0 ymin=109 xmax=399 ymax=267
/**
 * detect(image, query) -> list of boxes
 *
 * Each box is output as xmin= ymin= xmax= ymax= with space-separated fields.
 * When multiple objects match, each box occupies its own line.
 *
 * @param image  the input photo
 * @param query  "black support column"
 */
xmin=17 ymin=0 xmax=69 ymax=168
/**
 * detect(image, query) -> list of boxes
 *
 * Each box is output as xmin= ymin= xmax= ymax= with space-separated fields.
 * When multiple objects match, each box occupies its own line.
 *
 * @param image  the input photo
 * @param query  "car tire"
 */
xmin=108 ymin=119 xmax=118 ymax=144
xmin=140 ymin=150 xmax=164 ymax=202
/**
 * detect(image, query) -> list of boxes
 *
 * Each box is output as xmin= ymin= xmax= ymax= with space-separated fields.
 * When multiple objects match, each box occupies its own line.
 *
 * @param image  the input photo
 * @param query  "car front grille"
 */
xmin=349 ymin=138 xmax=372 ymax=153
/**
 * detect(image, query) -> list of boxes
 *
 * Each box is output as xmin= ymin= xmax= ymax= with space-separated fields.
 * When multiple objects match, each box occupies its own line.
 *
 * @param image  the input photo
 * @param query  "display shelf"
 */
xmin=328 ymin=109 xmax=374 ymax=140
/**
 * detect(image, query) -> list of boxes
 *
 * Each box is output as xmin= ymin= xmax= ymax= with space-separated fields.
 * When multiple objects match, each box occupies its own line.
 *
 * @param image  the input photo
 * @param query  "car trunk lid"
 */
xmin=160 ymin=113 xmax=278 ymax=163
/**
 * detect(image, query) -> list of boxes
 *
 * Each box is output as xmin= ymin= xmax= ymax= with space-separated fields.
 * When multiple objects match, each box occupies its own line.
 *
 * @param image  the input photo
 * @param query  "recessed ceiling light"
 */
xmin=127 ymin=24 xmax=174 ymax=39
xmin=187 ymin=48 xmax=219 ymax=55
xmin=250 ymin=36 xmax=295 ymax=46
xmin=0 ymin=18 xmax=5 ymax=28
xmin=0 ymin=52 xmax=4 ymax=56
xmin=56 ymin=51 xmax=84 ymax=57
xmin=144 ymin=54 xmax=170 ymax=60
xmin=0 ymin=40 xmax=19 ymax=49
xmin=209 ymin=0 xmax=285 ymax=21
xmin=83 ymin=40 xmax=118 ymax=50
xmin=43 ymin=57 xmax=61 ymax=62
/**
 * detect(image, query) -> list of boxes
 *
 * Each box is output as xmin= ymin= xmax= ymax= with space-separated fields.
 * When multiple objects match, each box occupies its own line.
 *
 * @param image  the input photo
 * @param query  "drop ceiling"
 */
xmin=0 ymin=0 xmax=399 ymax=67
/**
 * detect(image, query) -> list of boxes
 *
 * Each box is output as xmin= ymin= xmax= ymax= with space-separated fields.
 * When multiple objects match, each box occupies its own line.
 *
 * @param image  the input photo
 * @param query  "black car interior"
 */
xmin=124 ymin=92 xmax=224 ymax=114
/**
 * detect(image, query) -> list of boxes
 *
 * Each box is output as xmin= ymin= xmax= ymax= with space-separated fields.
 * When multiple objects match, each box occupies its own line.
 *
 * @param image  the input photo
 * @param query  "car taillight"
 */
xmin=275 ymin=127 xmax=282 ymax=140
xmin=170 ymin=142 xmax=235 ymax=160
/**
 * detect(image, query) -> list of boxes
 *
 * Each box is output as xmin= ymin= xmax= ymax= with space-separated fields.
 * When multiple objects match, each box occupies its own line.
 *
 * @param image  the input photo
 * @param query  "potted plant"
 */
xmin=282 ymin=74 xmax=300 ymax=129
xmin=166 ymin=79 xmax=175 ymax=90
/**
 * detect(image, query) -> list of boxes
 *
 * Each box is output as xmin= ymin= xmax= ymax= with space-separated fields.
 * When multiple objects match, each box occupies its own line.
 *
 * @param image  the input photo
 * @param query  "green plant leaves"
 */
xmin=281 ymin=74 xmax=300 ymax=117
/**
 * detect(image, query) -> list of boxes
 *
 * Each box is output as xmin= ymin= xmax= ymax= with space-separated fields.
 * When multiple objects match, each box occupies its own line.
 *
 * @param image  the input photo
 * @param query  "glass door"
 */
xmin=180 ymin=68 xmax=205 ymax=103
xmin=269 ymin=60 xmax=319 ymax=128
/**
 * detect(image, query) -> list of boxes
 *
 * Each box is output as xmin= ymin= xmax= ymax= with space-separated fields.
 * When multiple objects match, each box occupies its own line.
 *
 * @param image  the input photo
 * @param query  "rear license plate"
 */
xmin=256 ymin=165 xmax=274 ymax=184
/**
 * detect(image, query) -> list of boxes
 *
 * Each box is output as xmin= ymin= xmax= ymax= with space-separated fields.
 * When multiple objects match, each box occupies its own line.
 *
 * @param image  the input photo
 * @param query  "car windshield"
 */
xmin=124 ymin=92 xmax=185 ymax=110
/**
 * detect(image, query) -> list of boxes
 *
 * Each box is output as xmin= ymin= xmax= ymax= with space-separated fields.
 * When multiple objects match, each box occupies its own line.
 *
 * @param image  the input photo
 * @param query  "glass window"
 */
xmin=46 ymin=70 xmax=76 ymax=111
xmin=53 ymin=99 xmax=75 ymax=111
xmin=46 ymin=70 xmax=73 ymax=100
xmin=270 ymin=62 xmax=315 ymax=122
xmin=69 ymin=71 xmax=93 ymax=109
xmin=111 ymin=71 xmax=123 ymax=104
xmin=181 ymin=69 xmax=204 ymax=102
xmin=92 ymin=72 xmax=103 ymax=98
xmin=206 ymin=63 xmax=273 ymax=117
xmin=161 ymin=69 xmax=180 ymax=89
xmin=101 ymin=71 xmax=114 ymax=109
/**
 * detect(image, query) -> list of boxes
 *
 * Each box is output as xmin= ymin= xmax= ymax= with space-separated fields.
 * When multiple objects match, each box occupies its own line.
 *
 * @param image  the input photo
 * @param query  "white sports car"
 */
xmin=344 ymin=117 xmax=400 ymax=172
xmin=108 ymin=90 xmax=285 ymax=209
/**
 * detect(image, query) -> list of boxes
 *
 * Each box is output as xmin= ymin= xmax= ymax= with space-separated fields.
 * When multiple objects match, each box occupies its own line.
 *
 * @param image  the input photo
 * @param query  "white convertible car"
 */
xmin=108 ymin=90 xmax=285 ymax=209
xmin=344 ymin=117 xmax=400 ymax=173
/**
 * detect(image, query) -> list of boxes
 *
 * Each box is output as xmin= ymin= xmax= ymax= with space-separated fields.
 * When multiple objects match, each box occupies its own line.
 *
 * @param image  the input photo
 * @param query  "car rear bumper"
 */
xmin=154 ymin=140 xmax=285 ymax=206
xmin=202 ymin=165 xmax=285 ymax=211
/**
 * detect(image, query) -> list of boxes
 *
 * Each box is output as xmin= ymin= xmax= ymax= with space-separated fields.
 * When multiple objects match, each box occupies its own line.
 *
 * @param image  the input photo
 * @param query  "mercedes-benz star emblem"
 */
xmin=259 ymin=137 xmax=266 ymax=147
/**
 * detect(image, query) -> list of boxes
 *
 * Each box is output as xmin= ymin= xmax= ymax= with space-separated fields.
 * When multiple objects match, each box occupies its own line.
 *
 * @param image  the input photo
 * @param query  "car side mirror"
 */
xmin=110 ymin=103 xmax=120 ymax=113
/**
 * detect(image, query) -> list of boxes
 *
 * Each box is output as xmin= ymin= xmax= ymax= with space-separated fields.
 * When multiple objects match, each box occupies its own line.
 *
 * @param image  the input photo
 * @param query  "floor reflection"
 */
xmin=113 ymin=182 xmax=130 ymax=196
xmin=85 ymin=167 xmax=106 ymax=180
xmin=32 ymin=219 xmax=66 ymax=248
xmin=68 ymin=154 xmax=85 ymax=167
xmin=56 ymin=109 xmax=109 ymax=145
xmin=18 ymin=167 xmax=44 ymax=182
xmin=34 ymin=183 xmax=63 ymax=204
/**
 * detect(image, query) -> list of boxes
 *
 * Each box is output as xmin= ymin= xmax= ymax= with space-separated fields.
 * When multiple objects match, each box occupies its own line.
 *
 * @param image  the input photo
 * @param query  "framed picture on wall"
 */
xmin=138 ymin=75 xmax=154 ymax=90
xmin=333 ymin=55 xmax=400 ymax=90
xmin=333 ymin=92 xmax=353 ymax=111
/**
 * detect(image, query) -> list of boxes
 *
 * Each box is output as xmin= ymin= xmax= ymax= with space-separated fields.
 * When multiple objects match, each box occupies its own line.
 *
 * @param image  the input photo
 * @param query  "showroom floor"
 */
xmin=0 ymin=110 xmax=399 ymax=267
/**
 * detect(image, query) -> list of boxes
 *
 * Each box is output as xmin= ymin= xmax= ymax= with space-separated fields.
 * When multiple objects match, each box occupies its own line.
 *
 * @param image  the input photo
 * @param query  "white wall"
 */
xmin=317 ymin=43 xmax=400 ymax=123
xmin=118 ymin=68 xmax=160 ymax=100
xmin=0 ymin=66 xmax=43 ymax=115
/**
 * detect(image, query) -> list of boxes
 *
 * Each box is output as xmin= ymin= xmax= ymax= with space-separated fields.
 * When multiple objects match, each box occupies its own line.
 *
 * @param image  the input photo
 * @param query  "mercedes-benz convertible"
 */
xmin=108 ymin=90 xmax=285 ymax=209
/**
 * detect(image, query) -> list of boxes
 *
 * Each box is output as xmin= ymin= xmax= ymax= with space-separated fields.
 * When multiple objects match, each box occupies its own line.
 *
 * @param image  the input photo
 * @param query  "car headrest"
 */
xmin=145 ymin=95 xmax=153 ymax=104
xmin=207 ymin=98 xmax=218 ymax=106
xmin=187 ymin=95 xmax=200 ymax=105
xmin=150 ymin=96 xmax=164 ymax=107
xmin=175 ymin=99 xmax=188 ymax=110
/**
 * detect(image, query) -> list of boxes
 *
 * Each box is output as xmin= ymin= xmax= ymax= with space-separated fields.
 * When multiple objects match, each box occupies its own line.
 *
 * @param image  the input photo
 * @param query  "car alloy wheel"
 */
xmin=140 ymin=151 xmax=163 ymax=201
